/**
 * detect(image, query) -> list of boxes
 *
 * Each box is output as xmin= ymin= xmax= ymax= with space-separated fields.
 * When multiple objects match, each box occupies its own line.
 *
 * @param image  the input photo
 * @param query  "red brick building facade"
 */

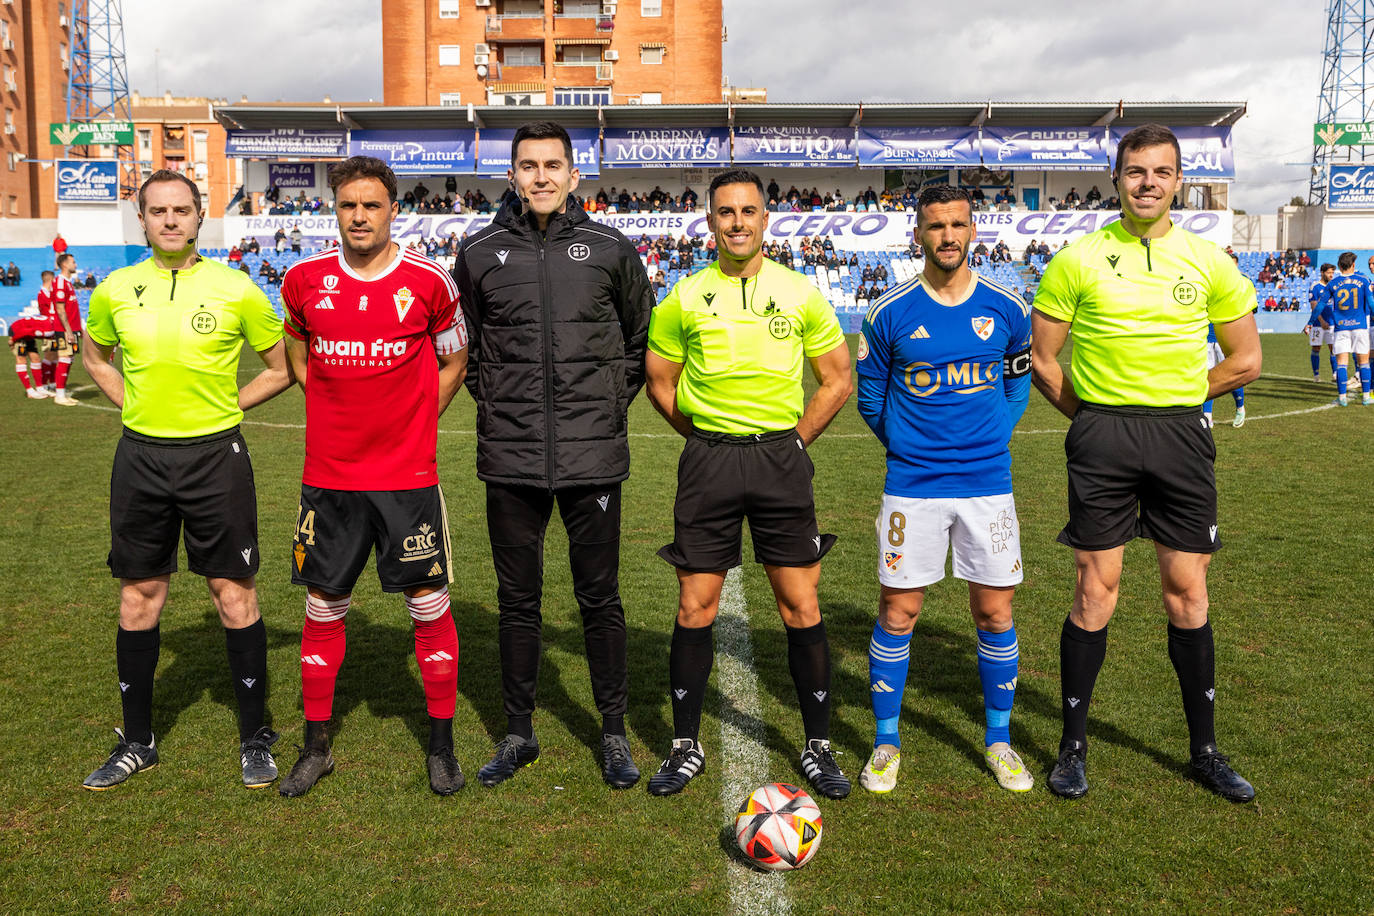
xmin=380 ymin=0 xmax=723 ymax=107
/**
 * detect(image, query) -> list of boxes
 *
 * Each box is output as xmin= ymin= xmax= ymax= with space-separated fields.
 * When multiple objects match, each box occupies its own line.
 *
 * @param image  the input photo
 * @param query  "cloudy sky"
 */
xmin=121 ymin=0 xmax=1329 ymax=212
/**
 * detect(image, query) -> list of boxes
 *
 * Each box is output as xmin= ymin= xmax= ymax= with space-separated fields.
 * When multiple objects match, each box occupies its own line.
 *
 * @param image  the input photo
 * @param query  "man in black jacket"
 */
xmin=454 ymin=121 xmax=653 ymax=789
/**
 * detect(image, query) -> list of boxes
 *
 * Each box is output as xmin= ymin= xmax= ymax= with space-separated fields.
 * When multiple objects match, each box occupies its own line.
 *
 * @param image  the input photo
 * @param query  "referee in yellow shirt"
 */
xmin=643 ymin=169 xmax=853 ymax=799
xmin=80 ymin=170 xmax=292 ymax=790
xmin=1031 ymin=125 xmax=1261 ymax=802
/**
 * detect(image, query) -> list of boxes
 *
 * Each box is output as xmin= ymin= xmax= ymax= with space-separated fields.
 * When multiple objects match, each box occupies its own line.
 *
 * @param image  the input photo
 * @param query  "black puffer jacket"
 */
xmin=453 ymin=194 xmax=653 ymax=489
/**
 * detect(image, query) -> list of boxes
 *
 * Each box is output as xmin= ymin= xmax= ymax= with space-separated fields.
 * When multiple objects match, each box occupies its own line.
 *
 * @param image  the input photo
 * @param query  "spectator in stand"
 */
xmin=228 ymin=246 xmax=243 ymax=265
xmin=290 ymin=225 xmax=304 ymax=254
xmin=1085 ymin=185 xmax=1102 ymax=207
xmin=1064 ymin=187 xmax=1081 ymax=208
xmin=855 ymin=285 xmax=870 ymax=304
xmin=1263 ymin=292 xmax=1277 ymax=311
xmin=618 ymin=188 xmax=631 ymax=211
xmin=970 ymin=187 xmax=987 ymax=210
xmin=246 ymin=237 xmax=261 ymax=254
xmin=1024 ymin=241 xmax=1038 ymax=264
xmin=274 ymin=227 xmax=288 ymax=253
xmin=874 ymin=263 xmax=888 ymax=283
xmin=1257 ymin=265 xmax=1273 ymax=285
xmin=861 ymin=264 xmax=874 ymax=283
xmin=3 ymin=261 xmax=17 ymax=286
xmin=53 ymin=234 xmax=68 ymax=256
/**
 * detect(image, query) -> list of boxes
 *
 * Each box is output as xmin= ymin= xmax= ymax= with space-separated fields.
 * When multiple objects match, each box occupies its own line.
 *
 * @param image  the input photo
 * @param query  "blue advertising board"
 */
xmin=347 ymin=130 xmax=476 ymax=175
xmin=476 ymin=128 xmax=600 ymax=177
xmin=980 ymin=127 xmax=1109 ymax=170
xmin=602 ymin=127 xmax=729 ymax=168
xmin=56 ymin=159 xmax=120 ymax=202
xmin=1328 ymin=163 xmax=1374 ymax=210
xmin=732 ymin=126 xmax=857 ymax=167
xmin=857 ymin=126 xmax=981 ymax=168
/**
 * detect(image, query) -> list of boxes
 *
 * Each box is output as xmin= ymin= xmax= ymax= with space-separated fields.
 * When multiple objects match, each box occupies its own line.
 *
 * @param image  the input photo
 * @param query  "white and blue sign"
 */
xmin=733 ymin=126 xmax=857 ymax=168
xmin=980 ymin=127 xmax=1109 ymax=171
xmin=1328 ymin=163 xmax=1374 ymax=210
xmin=476 ymin=128 xmax=600 ymax=177
xmin=56 ymin=159 xmax=119 ymax=202
xmin=348 ymin=130 xmax=476 ymax=175
xmin=602 ymin=127 xmax=729 ymax=168
xmin=1107 ymin=126 xmax=1236 ymax=180
xmin=226 ymin=128 xmax=347 ymax=158
xmin=857 ymin=126 xmax=981 ymax=168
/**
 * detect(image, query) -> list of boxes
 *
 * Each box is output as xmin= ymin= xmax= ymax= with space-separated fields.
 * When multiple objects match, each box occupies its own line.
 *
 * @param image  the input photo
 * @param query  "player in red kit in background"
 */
xmin=35 ymin=255 xmax=81 ymax=403
xmin=277 ymin=156 xmax=470 ymax=797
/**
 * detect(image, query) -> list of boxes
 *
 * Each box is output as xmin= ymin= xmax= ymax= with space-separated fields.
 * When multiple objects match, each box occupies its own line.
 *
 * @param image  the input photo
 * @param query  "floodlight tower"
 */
xmin=64 ymin=0 xmax=137 ymax=194
xmin=1309 ymin=0 xmax=1374 ymax=204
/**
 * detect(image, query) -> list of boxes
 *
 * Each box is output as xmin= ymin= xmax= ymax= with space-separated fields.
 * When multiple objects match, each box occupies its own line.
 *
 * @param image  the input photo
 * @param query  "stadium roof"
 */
xmin=214 ymin=100 xmax=1247 ymax=132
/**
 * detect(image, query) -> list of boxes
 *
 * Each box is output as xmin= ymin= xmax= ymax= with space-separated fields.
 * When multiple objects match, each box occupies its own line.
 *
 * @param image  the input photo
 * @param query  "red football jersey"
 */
xmin=283 ymin=247 xmax=465 ymax=491
xmin=56 ymin=276 xmax=81 ymax=332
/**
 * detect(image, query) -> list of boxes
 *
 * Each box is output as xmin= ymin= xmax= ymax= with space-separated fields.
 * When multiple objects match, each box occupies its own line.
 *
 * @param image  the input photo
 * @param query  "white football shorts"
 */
xmin=1206 ymin=341 xmax=1225 ymax=369
xmin=1333 ymin=328 xmax=1370 ymax=356
xmin=1306 ymin=325 xmax=1332 ymax=346
xmin=875 ymin=492 xmax=1023 ymax=589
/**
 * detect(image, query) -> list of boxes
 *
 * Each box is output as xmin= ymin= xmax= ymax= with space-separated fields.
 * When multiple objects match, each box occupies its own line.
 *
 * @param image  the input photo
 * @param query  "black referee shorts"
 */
xmin=658 ymin=428 xmax=837 ymax=572
xmin=291 ymin=485 xmax=451 ymax=595
xmin=1058 ymin=402 xmax=1220 ymax=554
xmin=108 ymin=426 xmax=260 ymax=579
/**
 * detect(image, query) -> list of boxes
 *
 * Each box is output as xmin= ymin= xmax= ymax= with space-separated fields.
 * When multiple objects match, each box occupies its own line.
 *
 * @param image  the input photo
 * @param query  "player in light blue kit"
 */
xmin=855 ymin=185 xmax=1033 ymax=794
xmin=1319 ymin=251 xmax=1373 ymax=406
xmin=1303 ymin=263 xmax=1336 ymax=383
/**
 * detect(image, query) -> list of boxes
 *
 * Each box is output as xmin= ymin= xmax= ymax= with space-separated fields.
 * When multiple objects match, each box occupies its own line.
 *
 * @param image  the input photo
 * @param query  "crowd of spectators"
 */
xmin=1255 ymin=248 xmax=1311 ymax=287
xmin=1260 ymin=294 xmax=1303 ymax=312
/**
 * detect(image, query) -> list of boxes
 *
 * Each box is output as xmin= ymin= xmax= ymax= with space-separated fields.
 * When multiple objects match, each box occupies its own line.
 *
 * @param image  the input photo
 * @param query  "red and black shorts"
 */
xmin=290 ymin=485 xmax=452 ymax=595
xmin=1058 ymin=402 xmax=1220 ymax=554
xmin=108 ymin=426 xmax=261 ymax=579
xmin=657 ymin=428 xmax=837 ymax=572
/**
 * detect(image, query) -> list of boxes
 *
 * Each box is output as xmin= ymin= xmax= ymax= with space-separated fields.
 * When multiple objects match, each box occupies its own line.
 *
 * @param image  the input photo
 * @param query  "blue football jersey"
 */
xmin=1306 ymin=281 xmax=1329 ymax=328
xmin=1322 ymin=272 xmax=1372 ymax=331
xmin=857 ymin=274 xmax=1032 ymax=498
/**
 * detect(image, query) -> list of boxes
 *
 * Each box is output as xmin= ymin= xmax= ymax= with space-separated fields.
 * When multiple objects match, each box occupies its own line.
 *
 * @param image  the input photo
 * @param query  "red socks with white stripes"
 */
xmin=409 ymin=589 xmax=458 ymax=719
xmin=300 ymin=594 xmax=349 ymax=723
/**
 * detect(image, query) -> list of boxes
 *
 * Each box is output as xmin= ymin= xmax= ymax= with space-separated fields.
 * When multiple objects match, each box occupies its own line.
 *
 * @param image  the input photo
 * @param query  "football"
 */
xmin=733 ymin=783 xmax=823 ymax=871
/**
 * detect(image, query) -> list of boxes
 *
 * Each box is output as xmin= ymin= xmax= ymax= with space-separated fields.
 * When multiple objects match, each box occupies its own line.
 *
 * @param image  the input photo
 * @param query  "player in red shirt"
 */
xmin=278 ymin=156 xmax=469 ymax=798
xmin=37 ymin=253 xmax=82 ymax=404
xmin=10 ymin=310 xmax=59 ymax=398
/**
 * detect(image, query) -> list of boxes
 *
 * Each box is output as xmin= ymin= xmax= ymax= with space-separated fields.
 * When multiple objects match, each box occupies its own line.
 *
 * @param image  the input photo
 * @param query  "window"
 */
xmin=640 ymin=46 xmax=663 ymax=64
xmin=560 ymin=44 xmax=601 ymax=64
xmin=192 ymin=129 xmax=208 ymax=163
xmin=560 ymin=0 xmax=599 ymax=15
xmin=554 ymin=87 xmax=611 ymax=105
xmin=137 ymin=128 xmax=152 ymax=157
xmin=502 ymin=43 xmax=542 ymax=66
xmin=502 ymin=0 xmax=542 ymax=17
xmin=640 ymin=91 xmax=661 ymax=104
xmin=440 ymin=92 xmax=463 ymax=106
xmin=641 ymin=0 xmax=661 ymax=15
xmin=8 ymin=151 xmax=19 ymax=171
xmin=438 ymin=0 xmax=460 ymax=17
xmin=9 ymin=195 xmax=18 ymax=216
xmin=438 ymin=44 xmax=462 ymax=66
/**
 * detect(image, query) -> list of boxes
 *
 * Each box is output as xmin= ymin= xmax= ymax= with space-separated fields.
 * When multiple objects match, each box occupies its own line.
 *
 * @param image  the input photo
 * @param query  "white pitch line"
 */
xmin=715 ymin=566 xmax=790 ymax=916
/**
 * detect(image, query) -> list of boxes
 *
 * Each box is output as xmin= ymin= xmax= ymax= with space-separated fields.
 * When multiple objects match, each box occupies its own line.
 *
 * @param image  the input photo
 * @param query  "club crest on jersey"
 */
xmin=883 ymin=551 xmax=902 ymax=571
xmin=856 ymin=332 xmax=870 ymax=361
xmin=323 ymin=274 xmax=339 ymax=291
xmin=358 ymin=295 xmax=368 ymax=311
xmin=972 ymin=316 xmax=995 ymax=340
xmin=568 ymin=243 xmax=591 ymax=261
xmin=393 ymin=286 xmax=415 ymax=322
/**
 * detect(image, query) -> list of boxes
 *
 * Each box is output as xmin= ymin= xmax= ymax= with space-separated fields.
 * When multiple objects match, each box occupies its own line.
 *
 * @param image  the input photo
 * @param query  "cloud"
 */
xmin=119 ymin=0 xmax=1325 ymax=211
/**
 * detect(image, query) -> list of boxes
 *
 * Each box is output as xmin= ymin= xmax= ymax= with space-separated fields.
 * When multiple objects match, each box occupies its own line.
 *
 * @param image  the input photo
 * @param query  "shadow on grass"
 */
xmin=151 ymin=610 xmax=299 ymax=739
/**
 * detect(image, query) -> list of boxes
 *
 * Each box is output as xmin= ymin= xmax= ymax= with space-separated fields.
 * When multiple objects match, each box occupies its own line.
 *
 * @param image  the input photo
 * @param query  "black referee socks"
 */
xmin=116 ymin=624 xmax=160 ymax=746
xmin=1167 ymin=620 xmax=1218 ymax=757
xmin=1059 ymin=616 xmax=1107 ymax=749
xmin=786 ymin=621 xmax=832 ymax=743
xmin=226 ymin=618 xmax=268 ymax=742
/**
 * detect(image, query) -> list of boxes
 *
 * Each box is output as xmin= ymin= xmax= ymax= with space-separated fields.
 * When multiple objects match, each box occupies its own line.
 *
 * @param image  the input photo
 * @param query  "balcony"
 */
xmin=485 ymin=14 xmax=546 ymax=40
xmin=552 ymin=14 xmax=607 ymax=39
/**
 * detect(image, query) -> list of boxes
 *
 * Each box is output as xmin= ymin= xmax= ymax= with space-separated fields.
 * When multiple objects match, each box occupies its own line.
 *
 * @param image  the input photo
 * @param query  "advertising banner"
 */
xmin=1327 ymin=163 xmax=1374 ymax=210
xmin=225 ymin=208 xmax=1231 ymax=251
xmin=347 ymin=130 xmax=476 ymax=175
xmin=979 ymin=127 xmax=1109 ymax=170
xmin=56 ymin=159 xmax=120 ymax=202
xmin=268 ymin=162 xmax=317 ymax=189
xmin=1108 ymin=126 xmax=1235 ymax=180
xmin=732 ymin=126 xmax=857 ymax=168
xmin=1315 ymin=122 xmax=1374 ymax=146
xmin=50 ymin=121 xmax=134 ymax=145
xmin=226 ymin=128 xmax=347 ymax=158
xmin=602 ymin=127 xmax=730 ymax=168
xmin=857 ymin=126 xmax=981 ymax=168
xmin=476 ymin=128 xmax=600 ymax=177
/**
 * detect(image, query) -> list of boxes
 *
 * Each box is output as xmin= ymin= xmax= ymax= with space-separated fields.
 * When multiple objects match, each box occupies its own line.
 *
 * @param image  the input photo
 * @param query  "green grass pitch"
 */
xmin=0 ymin=335 xmax=1369 ymax=914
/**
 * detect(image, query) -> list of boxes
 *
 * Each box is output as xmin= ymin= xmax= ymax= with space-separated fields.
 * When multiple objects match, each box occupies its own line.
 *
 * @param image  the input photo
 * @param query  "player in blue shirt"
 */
xmin=855 ymin=185 xmax=1033 ymax=794
xmin=1304 ymin=263 xmax=1336 ymax=383
xmin=1319 ymin=251 xmax=1373 ymax=406
xmin=1204 ymin=252 xmax=1252 ymax=427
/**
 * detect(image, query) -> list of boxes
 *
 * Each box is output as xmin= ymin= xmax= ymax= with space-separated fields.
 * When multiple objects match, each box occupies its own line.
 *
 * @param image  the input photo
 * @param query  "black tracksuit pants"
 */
xmin=485 ymin=483 xmax=628 ymax=729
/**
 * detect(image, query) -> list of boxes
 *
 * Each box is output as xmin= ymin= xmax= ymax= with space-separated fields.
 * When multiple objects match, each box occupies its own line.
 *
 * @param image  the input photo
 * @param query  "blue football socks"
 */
xmin=868 ymin=621 xmax=910 ymax=749
xmin=977 ymin=627 xmax=1019 ymax=747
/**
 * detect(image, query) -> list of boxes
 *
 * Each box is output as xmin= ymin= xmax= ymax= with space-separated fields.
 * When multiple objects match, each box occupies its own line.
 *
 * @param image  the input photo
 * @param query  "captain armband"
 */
xmin=432 ymin=324 xmax=468 ymax=356
xmin=1004 ymin=346 xmax=1032 ymax=378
